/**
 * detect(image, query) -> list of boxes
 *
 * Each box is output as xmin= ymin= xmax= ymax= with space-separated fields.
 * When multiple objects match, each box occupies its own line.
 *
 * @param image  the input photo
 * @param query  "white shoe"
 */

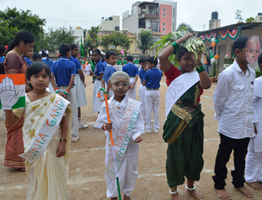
xmin=145 ymin=130 xmax=151 ymax=133
xmin=79 ymin=123 xmax=88 ymax=129
xmin=153 ymin=129 xmax=159 ymax=133
xmin=93 ymin=125 xmax=99 ymax=129
xmin=71 ymin=135 xmax=79 ymax=142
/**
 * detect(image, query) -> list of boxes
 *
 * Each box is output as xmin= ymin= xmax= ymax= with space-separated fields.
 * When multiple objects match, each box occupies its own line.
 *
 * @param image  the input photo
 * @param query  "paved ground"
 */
xmin=1 ymin=75 xmax=262 ymax=200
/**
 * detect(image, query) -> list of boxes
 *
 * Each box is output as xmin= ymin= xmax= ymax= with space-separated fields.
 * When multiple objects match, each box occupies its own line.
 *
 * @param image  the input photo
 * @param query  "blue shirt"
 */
xmin=51 ymin=57 xmax=77 ymax=86
xmin=144 ymin=67 xmax=163 ymax=89
xmin=94 ymin=60 xmax=105 ymax=76
xmin=24 ymin=56 xmax=32 ymax=66
xmin=103 ymin=64 xmax=116 ymax=84
xmin=0 ymin=56 xmax=4 ymax=63
xmin=122 ymin=62 xmax=139 ymax=77
xmin=70 ymin=56 xmax=82 ymax=73
xmin=42 ymin=58 xmax=54 ymax=68
xmin=139 ymin=68 xmax=146 ymax=84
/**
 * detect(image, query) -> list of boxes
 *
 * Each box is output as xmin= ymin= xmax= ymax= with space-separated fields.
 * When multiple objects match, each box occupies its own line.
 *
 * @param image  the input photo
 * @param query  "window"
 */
xmin=163 ymin=13 xmax=166 ymax=17
xmin=163 ymin=23 xmax=166 ymax=26
xmin=163 ymin=8 xmax=166 ymax=12
xmin=115 ymin=26 xmax=120 ymax=31
xmin=173 ymin=8 xmax=175 ymax=17
xmin=163 ymin=28 xmax=166 ymax=32
xmin=132 ymin=6 xmax=137 ymax=15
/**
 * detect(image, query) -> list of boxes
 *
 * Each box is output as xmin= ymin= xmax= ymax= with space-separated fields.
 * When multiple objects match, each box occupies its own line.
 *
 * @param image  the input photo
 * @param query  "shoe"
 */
xmin=94 ymin=125 xmax=99 ymax=129
xmin=145 ymin=130 xmax=151 ymax=133
xmin=71 ymin=135 xmax=79 ymax=142
xmin=153 ymin=129 xmax=159 ymax=133
xmin=79 ymin=123 xmax=88 ymax=129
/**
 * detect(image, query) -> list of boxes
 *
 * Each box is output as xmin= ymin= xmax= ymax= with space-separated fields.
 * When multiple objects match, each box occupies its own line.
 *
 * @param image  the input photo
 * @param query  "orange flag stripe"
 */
xmin=0 ymin=74 xmax=25 ymax=85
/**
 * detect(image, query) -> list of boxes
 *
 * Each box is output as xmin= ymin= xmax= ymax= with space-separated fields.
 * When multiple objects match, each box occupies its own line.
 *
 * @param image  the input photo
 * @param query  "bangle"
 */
xmin=103 ymin=123 xmax=106 ymax=130
xmin=54 ymin=88 xmax=60 ymax=94
xmin=171 ymin=42 xmax=179 ymax=50
xmin=64 ymin=89 xmax=70 ymax=95
xmin=196 ymin=65 xmax=206 ymax=73
xmin=60 ymin=138 xmax=67 ymax=142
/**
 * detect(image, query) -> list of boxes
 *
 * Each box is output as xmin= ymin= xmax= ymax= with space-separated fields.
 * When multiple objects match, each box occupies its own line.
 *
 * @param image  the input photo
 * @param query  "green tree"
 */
xmin=0 ymin=19 xmax=19 ymax=45
xmin=246 ymin=17 xmax=256 ymax=23
xmin=177 ymin=23 xmax=194 ymax=33
xmin=84 ymin=26 xmax=99 ymax=56
xmin=0 ymin=7 xmax=46 ymax=50
xmin=235 ymin=10 xmax=244 ymax=23
xmin=136 ymin=30 xmax=153 ymax=56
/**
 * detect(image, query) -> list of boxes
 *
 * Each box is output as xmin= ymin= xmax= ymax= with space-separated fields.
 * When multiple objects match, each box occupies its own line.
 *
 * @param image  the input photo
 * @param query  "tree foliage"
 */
xmin=0 ymin=19 xmax=19 ymax=45
xmin=84 ymin=26 xmax=99 ymax=56
xmin=246 ymin=17 xmax=256 ymax=23
xmin=136 ymin=30 xmax=153 ymax=56
xmin=100 ymin=31 xmax=131 ymax=53
xmin=177 ymin=23 xmax=194 ymax=33
xmin=235 ymin=10 xmax=244 ymax=23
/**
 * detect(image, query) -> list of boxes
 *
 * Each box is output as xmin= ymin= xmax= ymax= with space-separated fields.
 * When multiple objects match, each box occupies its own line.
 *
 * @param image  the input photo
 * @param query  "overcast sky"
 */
xmin=1 ymin=0 xmax=261 ymax=32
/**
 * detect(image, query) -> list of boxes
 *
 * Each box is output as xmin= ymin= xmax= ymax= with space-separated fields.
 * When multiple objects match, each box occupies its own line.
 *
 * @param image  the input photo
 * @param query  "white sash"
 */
xmin=166 ymin=71 xmax=200 ymax=118
xmin=105 ymin=98 xmax=141 ymax=180
xmin=20 ymin=95 xmax=69 ymax=163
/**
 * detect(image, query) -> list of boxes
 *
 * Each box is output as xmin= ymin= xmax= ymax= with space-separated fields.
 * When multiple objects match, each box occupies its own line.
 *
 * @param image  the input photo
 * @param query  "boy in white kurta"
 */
xmin=245 ymin=53 xmax=262 ymax=190
xmin=97 ymin=71 xmax=144 ymax=200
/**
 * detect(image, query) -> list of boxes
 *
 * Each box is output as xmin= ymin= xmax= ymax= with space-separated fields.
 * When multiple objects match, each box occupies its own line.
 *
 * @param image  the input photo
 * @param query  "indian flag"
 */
xmin=0 ymin=74 xmax=26 ymax=109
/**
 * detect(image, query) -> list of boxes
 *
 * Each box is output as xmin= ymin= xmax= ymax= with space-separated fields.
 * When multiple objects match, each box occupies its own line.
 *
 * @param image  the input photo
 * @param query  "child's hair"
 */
xmin=8 ymin=30 xmax=35 ymax=52
xmin=26 ymin=61 xmax=51 ymax=89
xmin=111 ymin=71 xmax=130 ymax=84
xmin=59 ymin=44 xmax=71 ymax=57
xmin=233 ymin=35 xmax=250 ymax=51
xmin=258 ymin=53 xmax=262 ymax=66
xmin=40 ymin=49 xmax=49 ymax=60
xmin=147 ymin=56 xmax=158 ymax=66
xmin=0 ymin=45 xmax=6 ymax=53
xmin=174 ymin=47 xmax=189 ymax=59
xmin=70 ymin=44 xmax=78 ymax=50
xmin=139 ymin=57 xmax=147 ymax=63
xmin=32 ymin=53 xmax=42 ymax=61
xmin=93 ymin=48 xmax=104 ymax=62
xmin=125 ymin=55 xmax=133 ymax=62
xmin=105 ymin=51 xmax=117 ymax=59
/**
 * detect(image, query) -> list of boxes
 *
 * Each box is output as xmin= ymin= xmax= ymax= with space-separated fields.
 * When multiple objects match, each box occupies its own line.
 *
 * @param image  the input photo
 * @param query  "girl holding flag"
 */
xmin=4 ymin=62 xmax=72 ymax=200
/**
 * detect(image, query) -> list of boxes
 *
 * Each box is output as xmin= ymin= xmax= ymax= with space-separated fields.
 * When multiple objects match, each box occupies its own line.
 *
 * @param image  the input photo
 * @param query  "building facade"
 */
xmin=99 ymin=16 xmax=120 ymax=31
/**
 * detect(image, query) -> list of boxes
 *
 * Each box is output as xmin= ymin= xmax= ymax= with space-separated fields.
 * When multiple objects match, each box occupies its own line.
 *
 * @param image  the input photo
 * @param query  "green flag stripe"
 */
xmin=0 ymin=96 xmax=26 ymax=110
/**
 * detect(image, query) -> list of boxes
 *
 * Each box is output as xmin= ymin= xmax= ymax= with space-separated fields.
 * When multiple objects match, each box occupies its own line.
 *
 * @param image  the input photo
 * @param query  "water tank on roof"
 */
xmin=211 ymin=12 xmax=218 ymax=20
xmin=109 ymin=17 xmax=113 ymax=20
xmin=258 ymin=12 xmax=262 ymax=16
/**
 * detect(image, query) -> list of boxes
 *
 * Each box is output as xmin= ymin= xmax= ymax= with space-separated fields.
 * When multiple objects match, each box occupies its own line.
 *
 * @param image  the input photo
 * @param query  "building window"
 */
xmin=163 ymin=23 xmax=166 ymax=26
xmin=173 ymin=8 xmax=175 ymax=17
xmin=163 ymin=28 xmax=166 ymax=32
xmin=163 ymin=8 xmax=166 ymax=12
xmin=133 ymin=6 xmax=137 ymax=15
xmin=163 ymin=13 xmax=166 ymax=17
xmin=115 ymin=26 xmax=120 ymax=31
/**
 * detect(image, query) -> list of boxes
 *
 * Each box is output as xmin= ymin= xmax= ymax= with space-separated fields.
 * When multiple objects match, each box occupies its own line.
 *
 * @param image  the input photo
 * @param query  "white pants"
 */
xmin=59 ymin=87 xmax=79 ymax=137
xmin=245 ymin=138 xmax=262 ymax=182
xmin=144 ymin=90 xmax=160 ymax=131
xmin=105 ymin=83 xmax=114 ymax=99
xmin=126 ymin=78 xmax=136 ymax=100
xmin=139 ymin=85 xmax=146 ymax=121
xmin=75 ymin=74 xmax=87 ymax=107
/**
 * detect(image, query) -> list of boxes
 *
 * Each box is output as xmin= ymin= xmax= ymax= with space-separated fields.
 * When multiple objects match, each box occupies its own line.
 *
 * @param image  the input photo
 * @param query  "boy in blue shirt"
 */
xmin=23 ymin=50 xmax=33 ymax=66
xmin=122 ymin=56 xmax=139 ymax=99
xmin=51 ymin=44 xmax=79 ymax=142
xmin=138 ymin=57 xmax=148 ymax=122
xmin=143 ymin=57 xmax=163 ymax=133
xmin=70 ymin=44 xmax=88 ymax=129
xmin=101 ymin=51 xmax=117 ymax=98
xmin=0 ymin=45 xmax=7 ymax=63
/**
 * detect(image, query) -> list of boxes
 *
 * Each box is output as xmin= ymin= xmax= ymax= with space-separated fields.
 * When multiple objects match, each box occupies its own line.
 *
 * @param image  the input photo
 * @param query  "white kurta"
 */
xmin=245 ymin=76 xmax=262 ymax=182
xmin=96 ymin=95 xmax=145 ymax=198
xmin=92 ymin=80 xmax=104 ymax=112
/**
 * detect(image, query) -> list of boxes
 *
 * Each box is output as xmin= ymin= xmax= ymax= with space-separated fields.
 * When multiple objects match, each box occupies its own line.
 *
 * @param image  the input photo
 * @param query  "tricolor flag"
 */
xmin=0 ymin=74 xmax=26 ymax=110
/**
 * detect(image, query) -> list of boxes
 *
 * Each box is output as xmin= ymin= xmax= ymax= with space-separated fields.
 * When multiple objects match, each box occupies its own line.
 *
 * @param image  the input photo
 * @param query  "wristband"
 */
xmin=171 ymin=42 xmax=179 ymax=50
xmin=103 ymin=123 xmax=106 ymax=130
xmin=64 ymin=89 xmax=70 ymax=95
xmin=54 ymin=88 xmax=60 ymax=94
xmin=196 ymin=65 xmax=206 ymax=73
xmin=60 ymin=138 xmax=67 ymax=142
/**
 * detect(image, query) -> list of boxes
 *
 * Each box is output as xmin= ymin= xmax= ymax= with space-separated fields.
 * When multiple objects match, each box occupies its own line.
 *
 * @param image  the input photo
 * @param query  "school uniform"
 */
xmin=139 ymin=67 xmax=146 ymax=121
xmin=51 ymin=57 xmax=79 ymax=138
xmin=70 ymin=55 xmax=87 ymax=107
xmin=212 ymin=61 xmax=255 ymax=189
xmin=144 ymin=67 xmax=163 ymax=132
xmin=24 ymin=56 xmax=32 ymax=66
xmin=0 ymin=56 xmax=4 ymax=63
xmin=96 ymin=95 xmax=144 ymax=198
xmin=245 ymin=76 xmax=262 ymax=183
xmin=122 ymin=62 xmax=139 ymax=99
xmin=92 ymin=60 xmax=105 ymax=112
xmin=103 ymin=64 xmax=116 ymax=99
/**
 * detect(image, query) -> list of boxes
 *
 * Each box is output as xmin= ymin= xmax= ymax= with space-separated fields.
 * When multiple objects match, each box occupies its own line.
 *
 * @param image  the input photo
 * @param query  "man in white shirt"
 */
xmin=212 ymin=35 xmax=255 ymax=200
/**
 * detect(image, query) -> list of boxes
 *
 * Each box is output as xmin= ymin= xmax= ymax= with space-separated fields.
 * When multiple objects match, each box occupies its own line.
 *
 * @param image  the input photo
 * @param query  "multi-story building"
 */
xmin=99 ymin=16 xmax=120 ymax=31
xmin=122 ymin=0 xmax=177 ymax=55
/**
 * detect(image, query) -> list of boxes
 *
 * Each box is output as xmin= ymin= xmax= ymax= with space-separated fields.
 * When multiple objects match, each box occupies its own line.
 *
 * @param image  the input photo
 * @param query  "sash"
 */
xmin=105 ymin=98 xmax=141 ymax=180
xmin=19 ymin=95 xmax=69 ymax=163
xmin=166 ymin=71 xmax=200 ymax=118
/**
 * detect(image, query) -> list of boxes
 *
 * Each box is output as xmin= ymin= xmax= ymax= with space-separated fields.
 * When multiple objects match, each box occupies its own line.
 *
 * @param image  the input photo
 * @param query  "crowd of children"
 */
xmin=1 ymin=29 xmax=262 ymax=200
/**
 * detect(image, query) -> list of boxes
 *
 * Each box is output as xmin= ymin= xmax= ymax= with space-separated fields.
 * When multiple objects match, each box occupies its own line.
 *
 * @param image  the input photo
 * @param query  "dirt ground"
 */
xmin=1 ymin=75 xmax=262 ymax=200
